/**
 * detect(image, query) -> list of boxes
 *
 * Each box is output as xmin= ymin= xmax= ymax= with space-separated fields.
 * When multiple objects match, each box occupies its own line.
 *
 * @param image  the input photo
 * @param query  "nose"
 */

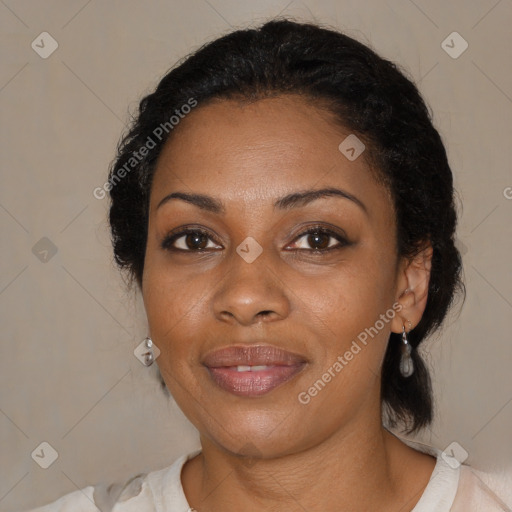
xmin=211 ymin=247 xmax=291 ymax=326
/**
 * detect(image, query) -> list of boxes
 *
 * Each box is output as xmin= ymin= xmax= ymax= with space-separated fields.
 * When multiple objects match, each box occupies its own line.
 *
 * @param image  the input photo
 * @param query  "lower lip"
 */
xmin=206 ymin=364 xmax=306 ymax=397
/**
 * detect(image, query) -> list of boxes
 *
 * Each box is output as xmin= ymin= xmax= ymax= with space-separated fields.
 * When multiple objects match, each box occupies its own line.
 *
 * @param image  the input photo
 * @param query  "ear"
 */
xmin=390 ymin=241 xmax=433 ymax=334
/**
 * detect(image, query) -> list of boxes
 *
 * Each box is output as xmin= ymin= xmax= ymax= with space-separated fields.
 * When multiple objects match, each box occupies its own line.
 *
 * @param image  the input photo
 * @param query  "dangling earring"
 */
xmin=141 ymin=337 xmax=155 ymax=366
xmin=399 ymin=324 xmax=414 ymax=377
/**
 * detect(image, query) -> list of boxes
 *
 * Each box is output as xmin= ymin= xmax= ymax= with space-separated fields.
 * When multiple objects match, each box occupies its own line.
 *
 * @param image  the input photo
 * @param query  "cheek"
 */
xmin=314 ymin=252 xmax=395 ymax=330
xmin=304 ymin=250 xmax=397 ymax=387
xmin=142 ymin=257 xmax=187 ymax=353
xmin=143 ymin=236 xmax=200 ymax=325
xmin=142 ymin=269 xmax=205 ymax=407
xmin=143 ymin=269 xmax=204 ymax=345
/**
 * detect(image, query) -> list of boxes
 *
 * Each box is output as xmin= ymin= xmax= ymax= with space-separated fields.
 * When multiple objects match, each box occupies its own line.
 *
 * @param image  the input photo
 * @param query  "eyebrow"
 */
xmin=156 ymin=187 xmax=368 ymax=215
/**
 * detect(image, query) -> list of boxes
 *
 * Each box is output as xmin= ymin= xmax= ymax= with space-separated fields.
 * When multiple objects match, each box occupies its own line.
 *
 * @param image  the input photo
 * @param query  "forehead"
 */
xmin=150 ymin=95 xmax=390 ymax=218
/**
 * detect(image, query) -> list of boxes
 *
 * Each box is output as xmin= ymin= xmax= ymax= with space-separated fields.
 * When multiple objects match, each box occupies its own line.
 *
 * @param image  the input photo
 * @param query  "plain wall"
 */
xmin=1 ymin=0 xmax=511 ymax=509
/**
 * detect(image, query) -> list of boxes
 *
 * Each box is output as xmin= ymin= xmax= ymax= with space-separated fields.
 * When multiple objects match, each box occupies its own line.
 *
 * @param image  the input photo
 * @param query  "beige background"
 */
xmin=1 ymin=0 xmax=511 ymax=510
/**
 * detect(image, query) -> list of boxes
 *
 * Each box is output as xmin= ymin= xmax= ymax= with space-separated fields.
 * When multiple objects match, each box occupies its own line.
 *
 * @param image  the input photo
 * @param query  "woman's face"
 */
xmin=142 ymin=95 xmax=406 ymax=457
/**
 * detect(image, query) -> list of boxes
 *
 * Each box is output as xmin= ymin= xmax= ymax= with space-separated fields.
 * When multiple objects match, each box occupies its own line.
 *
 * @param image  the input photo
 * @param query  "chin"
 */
xmin=198 ymin=407 xmax=315 ymax=459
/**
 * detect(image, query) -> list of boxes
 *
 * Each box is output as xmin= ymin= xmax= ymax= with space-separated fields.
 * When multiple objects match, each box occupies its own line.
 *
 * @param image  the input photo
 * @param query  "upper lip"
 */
xmin=202 ymin=344 xmax=307 ymax=367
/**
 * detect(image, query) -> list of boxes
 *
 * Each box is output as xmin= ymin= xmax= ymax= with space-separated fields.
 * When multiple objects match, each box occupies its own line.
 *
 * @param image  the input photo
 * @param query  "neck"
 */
xmin=182 ymin=412 xmax=435 ymax=512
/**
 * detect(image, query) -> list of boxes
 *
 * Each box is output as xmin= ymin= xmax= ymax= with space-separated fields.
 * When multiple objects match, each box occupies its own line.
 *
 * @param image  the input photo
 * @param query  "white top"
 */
xmin=21 ymin=445 xmax=508 ymax=512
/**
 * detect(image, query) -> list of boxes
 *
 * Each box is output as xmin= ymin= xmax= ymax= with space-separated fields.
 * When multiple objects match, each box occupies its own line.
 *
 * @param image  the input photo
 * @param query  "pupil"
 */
xmin=309 ymin=233 xmax=329 ymax=250
xmin=186 ymin=233 xmax=207 ymax=250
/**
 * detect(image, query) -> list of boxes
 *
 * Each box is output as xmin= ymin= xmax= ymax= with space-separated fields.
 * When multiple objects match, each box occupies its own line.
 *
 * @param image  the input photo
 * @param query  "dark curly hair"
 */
xmin=108 ymin=18 xmax=464 ymax=433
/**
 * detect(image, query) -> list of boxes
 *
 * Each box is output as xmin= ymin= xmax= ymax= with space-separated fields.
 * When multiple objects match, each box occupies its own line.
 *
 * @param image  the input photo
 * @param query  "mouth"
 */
xmin=202 ymin=344 xmax=307 ymax=397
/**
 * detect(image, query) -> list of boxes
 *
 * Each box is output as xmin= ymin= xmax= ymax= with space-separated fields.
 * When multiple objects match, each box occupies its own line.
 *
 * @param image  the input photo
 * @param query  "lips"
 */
xmin=202 ymin=345 xmax=307 ymax=397
xmin=203 ymin=344 xmax=306 ymax=367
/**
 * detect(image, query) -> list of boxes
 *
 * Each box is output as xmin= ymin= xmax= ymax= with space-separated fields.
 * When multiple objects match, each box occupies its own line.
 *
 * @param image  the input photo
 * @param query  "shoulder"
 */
xmin=18 ymin=484 xmax=97 ymax=512
xmin=19 ymin=473 xmax=151 ymax=512
xmin=450 ymin=465 xmax=511 ymax=511
xmin=20 ymin=450 xmax=201 ymax=512
xmin=394 ymin=434 xmax=510 ymax=512
xmin=413 ymin=456 xmax=510 ymax=512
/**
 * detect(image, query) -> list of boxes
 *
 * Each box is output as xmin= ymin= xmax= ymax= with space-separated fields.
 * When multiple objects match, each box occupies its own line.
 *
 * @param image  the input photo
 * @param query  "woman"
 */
xmin=24 ymin=18 xmax=506 ymax=512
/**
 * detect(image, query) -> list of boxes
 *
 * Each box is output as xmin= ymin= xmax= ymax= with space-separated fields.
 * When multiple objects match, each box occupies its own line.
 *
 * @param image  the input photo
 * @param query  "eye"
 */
xmin=161 ymin=227 xmax=222 ymax=252
xmin=161 ymin=225 xmax=350 ymax=254
xmin=288 ymin=226 xmax=350 ymax=253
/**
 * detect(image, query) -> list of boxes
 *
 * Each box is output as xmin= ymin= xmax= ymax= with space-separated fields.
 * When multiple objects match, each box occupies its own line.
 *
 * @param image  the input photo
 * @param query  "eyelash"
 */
xmin=160 ymin=225 xmax=350 ymax=255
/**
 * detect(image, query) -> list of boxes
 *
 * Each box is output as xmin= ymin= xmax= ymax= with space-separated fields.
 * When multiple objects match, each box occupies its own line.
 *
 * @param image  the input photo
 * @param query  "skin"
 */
xmin=142 ymin=94 xmax=435 ymax=511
